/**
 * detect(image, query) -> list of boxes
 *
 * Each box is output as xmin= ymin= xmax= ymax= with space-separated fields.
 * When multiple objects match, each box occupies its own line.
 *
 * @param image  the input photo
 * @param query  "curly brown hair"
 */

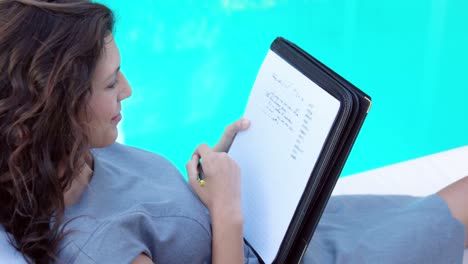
xmin=0 ymin=0 xmax=114 ymax=263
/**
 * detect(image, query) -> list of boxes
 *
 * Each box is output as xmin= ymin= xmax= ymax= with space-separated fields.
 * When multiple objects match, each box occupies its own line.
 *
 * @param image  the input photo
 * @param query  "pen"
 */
xmin=197 ymin=162 xmax=206 ymax=187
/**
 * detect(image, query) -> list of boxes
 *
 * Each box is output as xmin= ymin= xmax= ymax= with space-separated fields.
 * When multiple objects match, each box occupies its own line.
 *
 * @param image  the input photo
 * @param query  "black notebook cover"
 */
xmin=230 ymin=37 xmax=372 ymax=264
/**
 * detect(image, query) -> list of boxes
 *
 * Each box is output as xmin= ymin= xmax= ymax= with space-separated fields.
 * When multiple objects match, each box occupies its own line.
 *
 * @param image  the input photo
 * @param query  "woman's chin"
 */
xmin=89 ymin=131 xmax=118 ymax=148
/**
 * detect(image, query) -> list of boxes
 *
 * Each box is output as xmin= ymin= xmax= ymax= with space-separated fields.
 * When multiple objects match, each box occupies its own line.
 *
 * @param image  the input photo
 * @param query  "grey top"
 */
xmin=56 ymin=142 xmax=466 ymax=264
xmin=58 ymin=143 xmax=259 ymax=263
xmin=303 ymin=194 xmax=465 ymax=264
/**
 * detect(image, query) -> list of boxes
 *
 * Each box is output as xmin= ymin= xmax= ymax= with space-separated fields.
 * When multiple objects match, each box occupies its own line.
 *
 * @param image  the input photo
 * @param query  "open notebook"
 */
xmin=228 ymin=37 xmax=371 ymax=263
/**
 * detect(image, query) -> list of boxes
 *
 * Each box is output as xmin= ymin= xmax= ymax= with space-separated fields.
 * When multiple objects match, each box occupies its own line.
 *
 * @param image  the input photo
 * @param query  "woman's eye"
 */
xmin=108 ymin=80 xmax=118 ymax=89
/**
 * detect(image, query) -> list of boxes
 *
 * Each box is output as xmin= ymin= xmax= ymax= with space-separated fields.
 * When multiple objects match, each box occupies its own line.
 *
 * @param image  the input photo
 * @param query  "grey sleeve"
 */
xmin=302 ymin=194 xmax=465 ymax=264
xmin=244 ymin=243 xmax=261 ymax=264
xmin=70 ymin=212 xmax=212 ymax=264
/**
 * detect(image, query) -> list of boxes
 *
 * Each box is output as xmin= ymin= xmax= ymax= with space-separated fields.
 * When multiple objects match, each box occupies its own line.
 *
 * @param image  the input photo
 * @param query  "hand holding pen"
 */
xmin=195 ymin=117 xmax=250 ymax=187
xmin=185 ymin=118 xmax=250 ymax=211
xmin=187 ymin=144 xmax=242 ymax=214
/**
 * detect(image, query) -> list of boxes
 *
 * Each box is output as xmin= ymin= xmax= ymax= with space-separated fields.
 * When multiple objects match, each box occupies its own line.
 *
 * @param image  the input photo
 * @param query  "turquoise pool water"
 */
xmin=98 ymin=0 xmax=468 ymax=177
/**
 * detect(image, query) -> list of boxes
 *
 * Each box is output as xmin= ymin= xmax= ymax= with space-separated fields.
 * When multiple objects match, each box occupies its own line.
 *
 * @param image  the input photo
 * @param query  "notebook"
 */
xmin=228 ymin=37 xmax=372 ymax=263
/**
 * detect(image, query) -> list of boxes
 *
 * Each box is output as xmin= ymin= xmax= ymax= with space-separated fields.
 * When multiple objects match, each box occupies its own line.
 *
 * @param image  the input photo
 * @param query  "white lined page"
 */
xmin=228 ymin=50 xmax=340 ymax=263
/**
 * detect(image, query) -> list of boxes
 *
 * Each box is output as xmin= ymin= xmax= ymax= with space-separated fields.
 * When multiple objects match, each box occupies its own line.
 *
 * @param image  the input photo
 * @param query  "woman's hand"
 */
xmin=187 ymin=117 xmax=251 ymax=215
xmin=186 ymin=144 xmax=242 ymax=218
xmin=213 ymin=118 xmax=250 ymax=153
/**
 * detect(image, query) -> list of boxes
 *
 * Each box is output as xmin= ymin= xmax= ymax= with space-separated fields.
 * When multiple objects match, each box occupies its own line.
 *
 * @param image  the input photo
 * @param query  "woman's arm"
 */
xmin=186 ymin=118 xmax=250 ymax=263
xmin=131 ymin=254 xmax=154 ymax=264
xmin=136 ymin=119 xmax=249 ymax=264
xmin=186 ymin=144 xmax=245 ymax=264
xmin=211 ymin=207 xmax=244 ymax=264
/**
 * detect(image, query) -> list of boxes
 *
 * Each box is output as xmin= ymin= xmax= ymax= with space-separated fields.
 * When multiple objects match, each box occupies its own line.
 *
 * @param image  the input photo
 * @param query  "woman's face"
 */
xmin=87 ymin=35 xmax=132 ymax=148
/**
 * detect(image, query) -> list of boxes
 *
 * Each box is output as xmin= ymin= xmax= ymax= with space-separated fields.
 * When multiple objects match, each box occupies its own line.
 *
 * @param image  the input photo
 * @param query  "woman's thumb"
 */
xmin=186 ymin=154 xmax=199 ymax=186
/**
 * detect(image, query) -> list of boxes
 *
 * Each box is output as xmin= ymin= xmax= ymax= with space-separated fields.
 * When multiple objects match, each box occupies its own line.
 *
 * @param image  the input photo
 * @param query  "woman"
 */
xmin=0 ymin=1 xmax=466 ymax=263
xmin=0 ymin=0 xmax=252 ymax=263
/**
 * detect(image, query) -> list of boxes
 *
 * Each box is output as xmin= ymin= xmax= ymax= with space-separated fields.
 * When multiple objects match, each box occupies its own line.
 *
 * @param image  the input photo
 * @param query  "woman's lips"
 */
xmin=111 ymin=113 xmax=122 ymax=123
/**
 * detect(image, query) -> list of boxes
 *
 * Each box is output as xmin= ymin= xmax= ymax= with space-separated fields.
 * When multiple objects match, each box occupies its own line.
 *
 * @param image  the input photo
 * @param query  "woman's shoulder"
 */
xmin=81 ymin=143 xmax=202 ymax=219
xmin=92 ymin=143 xmax=173 ymax=168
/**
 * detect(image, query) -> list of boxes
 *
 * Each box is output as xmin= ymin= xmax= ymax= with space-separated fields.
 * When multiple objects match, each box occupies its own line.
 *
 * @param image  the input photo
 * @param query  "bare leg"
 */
xmin=437 ymin=176 xmax=468 ymax=247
